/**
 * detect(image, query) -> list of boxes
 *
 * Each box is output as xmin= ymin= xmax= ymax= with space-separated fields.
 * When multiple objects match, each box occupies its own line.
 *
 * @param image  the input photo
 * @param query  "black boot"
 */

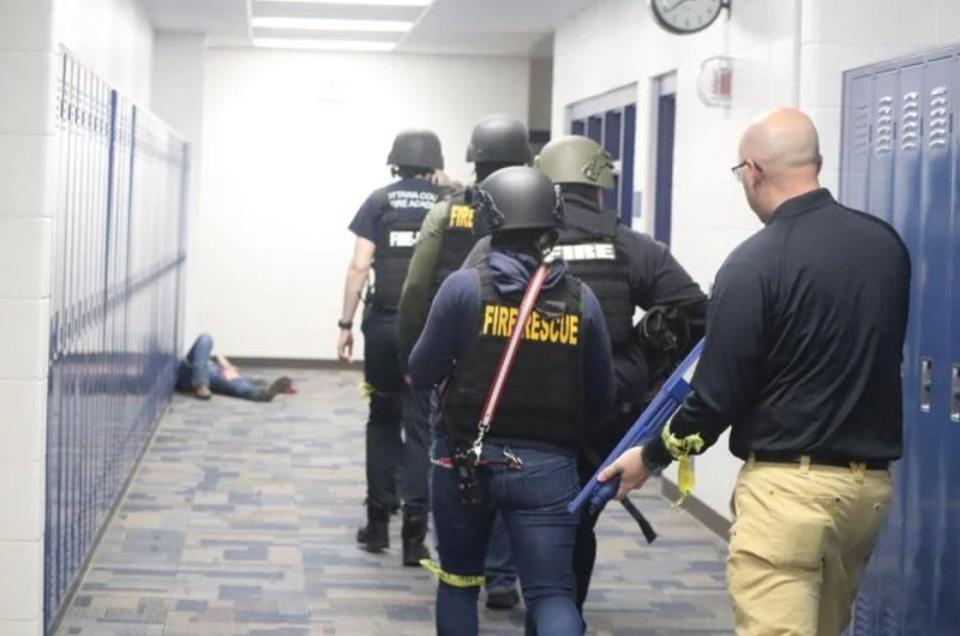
xmin=401 ymin=515 xmax=430 ymax=566
xmin=357 ymin=502 xmax=390 ymax=553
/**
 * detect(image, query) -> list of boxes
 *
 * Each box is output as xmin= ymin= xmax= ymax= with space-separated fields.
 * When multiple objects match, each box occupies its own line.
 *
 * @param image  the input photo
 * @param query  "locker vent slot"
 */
xmin=852 ymin=103 xmax=871 ymax=156
xmin=928 ymin=85 xmax=949 ymax=148
xmin=876 ymin=95 xmax=894 ymax=155
xmin=901 ymin=91 xmax=920 ymax=151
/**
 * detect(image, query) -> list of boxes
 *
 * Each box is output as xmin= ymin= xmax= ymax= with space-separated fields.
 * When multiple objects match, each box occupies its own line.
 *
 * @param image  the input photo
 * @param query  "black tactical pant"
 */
xmin=362 ymin=307 xmax=431 ymax=518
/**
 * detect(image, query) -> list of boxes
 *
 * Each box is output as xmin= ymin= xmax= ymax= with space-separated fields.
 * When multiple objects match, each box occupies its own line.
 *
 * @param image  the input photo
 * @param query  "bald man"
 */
xmin=599 ymin=107 xmax=911 ymax=635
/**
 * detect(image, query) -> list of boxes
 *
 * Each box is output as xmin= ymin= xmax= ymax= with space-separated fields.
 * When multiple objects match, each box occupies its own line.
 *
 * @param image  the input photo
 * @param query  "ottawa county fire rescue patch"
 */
xmin=481 ymin=303 xmax=580 ymax=346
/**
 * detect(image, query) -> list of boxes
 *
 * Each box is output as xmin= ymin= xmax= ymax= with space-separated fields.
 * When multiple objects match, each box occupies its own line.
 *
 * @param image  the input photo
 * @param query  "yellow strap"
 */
xmin=661 ymin=422 xmax=705 ymax=506
xmin=359 ymin=381 xmax=376 ymax=398
xmin=419 ymin=559 xmax=484 ymax=588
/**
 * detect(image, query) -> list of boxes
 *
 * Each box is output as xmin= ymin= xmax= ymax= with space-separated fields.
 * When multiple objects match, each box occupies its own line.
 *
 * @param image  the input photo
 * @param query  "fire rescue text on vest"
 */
xmin=481 ymin=304 xmax=580 ymax=345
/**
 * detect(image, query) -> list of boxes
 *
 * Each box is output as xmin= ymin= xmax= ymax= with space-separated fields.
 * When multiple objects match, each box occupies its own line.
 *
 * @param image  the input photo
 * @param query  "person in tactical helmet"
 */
xmin=408 ymin=166 xmax=614 ymax=636
xmin=464 ymin=135 xmax=708 ymax=613
xmin=337 ymin=129 xmax=446 ymax=566
xmin=539 ymin=135 xmax=708 ymax=612
xmin=397 ymin=114 xmax=533 ymax=609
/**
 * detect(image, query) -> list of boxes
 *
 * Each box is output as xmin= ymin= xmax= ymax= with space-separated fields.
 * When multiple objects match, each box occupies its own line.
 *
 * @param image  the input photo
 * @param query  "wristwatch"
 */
xmin=338 ymin=319 xmax=353 ymax=330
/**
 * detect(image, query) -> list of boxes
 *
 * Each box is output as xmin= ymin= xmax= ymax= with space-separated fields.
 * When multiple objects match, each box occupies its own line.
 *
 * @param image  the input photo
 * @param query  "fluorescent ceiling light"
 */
xmin=257 ymin=0 xmax=431 ymax=6
xmin=252 ymin=17 xmax=413 ymax=32
xmin=254 ymin=37 xmax=396 ymax=51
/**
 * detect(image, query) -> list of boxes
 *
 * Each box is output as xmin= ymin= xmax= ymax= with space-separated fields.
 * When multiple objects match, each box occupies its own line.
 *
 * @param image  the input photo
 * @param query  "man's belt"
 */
xmin=751 ymin=452 xmax=889 ymax=471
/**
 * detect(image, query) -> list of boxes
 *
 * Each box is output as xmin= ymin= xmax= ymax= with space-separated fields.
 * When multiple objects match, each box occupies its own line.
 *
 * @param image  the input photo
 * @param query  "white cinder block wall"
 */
xmin=196 ymin=49 xmax=531 ymax=360
xmin=553 ymin=0 xmax=960 ymax=522
xmin=54 ymin=0 xmax=155 ymax=105
xmin=0 ymin=0 xmax=154 ymax=632
xmin=0 ymin=0 xmax=59 ymax=631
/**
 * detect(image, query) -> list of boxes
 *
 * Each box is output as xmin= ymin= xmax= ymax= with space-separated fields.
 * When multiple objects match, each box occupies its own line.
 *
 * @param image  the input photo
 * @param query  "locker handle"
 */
xmin=951 ymin=364 xmax=960 ymax=423
xmin=920 ymin=357 xmax=933 ymax=413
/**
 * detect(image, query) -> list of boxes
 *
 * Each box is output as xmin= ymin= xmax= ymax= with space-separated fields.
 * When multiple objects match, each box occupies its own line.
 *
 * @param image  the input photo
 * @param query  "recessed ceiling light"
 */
xmin=252 ymin=17 xmax=413 ymax=32
xmin=253 ymin=37 xmax=397 ymax=51
xmin=257 ymin=0 xmax=431 ymax=6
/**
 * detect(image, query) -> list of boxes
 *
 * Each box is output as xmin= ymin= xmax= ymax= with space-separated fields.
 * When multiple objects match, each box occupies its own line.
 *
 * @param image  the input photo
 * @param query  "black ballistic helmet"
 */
xmin=472 ymin=166 xmax=562 ymax=234
xmin=466 ymin=115 xmax=533 ymax=165
xmin=387 ymin=129 xmax=444 ymax=171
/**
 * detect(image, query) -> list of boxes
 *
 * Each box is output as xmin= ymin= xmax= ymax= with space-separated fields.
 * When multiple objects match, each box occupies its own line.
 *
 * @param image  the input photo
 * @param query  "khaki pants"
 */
xmin=727 ymin=457 xmax=892 ymax=636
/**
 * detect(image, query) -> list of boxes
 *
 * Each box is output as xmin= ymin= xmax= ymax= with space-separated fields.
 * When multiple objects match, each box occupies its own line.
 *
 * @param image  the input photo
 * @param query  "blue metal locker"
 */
xmin=840 ymin=45 xmax=960 ymax=636
xmin=44 ymin=53 xmax=188 ymax=630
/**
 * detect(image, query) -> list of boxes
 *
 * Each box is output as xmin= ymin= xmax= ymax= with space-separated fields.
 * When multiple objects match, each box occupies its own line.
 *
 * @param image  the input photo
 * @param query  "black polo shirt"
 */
xmin=644 ymin=188 xmax=911 ymax=466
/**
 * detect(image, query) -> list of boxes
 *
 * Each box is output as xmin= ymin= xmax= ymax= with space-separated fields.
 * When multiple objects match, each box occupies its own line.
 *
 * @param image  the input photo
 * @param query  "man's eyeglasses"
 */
xmin=731 ymin=159 xmax=762 ymax=182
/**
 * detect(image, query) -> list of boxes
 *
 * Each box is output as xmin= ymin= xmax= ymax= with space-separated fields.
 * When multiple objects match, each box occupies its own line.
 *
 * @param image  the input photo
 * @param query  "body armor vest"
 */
xmin=371 ymin=186 xmax=435 ymax=310
xmin=431 ymin=191 xmax=490 ymax=301
xmin=553 ymin=199 xmax=634 ymax=343
xmin=441 ymin=263 xmax=586 ymax=448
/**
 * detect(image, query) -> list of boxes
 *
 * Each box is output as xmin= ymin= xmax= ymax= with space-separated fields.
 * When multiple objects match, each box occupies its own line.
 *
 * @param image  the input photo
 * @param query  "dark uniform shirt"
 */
xmin=644 ymin=188 xmax=911 ymax=467
xmin=348 ymin=176 xmax=441 ymax=242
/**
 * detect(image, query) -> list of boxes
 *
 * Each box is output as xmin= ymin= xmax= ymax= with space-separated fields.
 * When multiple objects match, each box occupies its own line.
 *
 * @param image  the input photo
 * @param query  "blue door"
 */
xmin=654 ymin=93 xmax=676 ymax=245
xmin=839 ymin=45 xmax=960 ymax=636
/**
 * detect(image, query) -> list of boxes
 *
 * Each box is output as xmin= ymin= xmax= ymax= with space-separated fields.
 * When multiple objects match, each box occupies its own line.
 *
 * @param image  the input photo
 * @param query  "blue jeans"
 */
xmin=485 ymin=514 xmax=517 ymax=594
xmin=176 ymin=334 xmax=259 ymax=400
xmin=431 ymin=436 xmax=583 ymax=636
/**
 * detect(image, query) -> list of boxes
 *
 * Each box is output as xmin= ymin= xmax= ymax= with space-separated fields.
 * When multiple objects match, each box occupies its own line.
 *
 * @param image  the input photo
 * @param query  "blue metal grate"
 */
xmin=44 ymin=52 xmax=188 ymax=631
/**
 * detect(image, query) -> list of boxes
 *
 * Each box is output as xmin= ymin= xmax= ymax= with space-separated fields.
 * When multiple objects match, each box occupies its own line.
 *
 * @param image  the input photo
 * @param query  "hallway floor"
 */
xmin=54 ymin=368 xmax=734 ymax=635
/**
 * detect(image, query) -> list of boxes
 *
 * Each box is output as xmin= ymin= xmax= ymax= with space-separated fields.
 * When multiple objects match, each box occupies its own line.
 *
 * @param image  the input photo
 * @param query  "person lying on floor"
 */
xmin=177 ymin=333 xmax=293 ymax=401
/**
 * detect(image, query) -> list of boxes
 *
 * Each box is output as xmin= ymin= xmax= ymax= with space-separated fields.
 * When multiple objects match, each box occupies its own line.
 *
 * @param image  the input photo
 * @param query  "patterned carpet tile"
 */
xmin=55 ymin=368 xmax=733 ymax=635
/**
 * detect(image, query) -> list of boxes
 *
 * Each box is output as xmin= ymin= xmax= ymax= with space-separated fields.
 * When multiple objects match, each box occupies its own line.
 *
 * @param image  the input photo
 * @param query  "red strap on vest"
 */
xmin=477 ymin=263 xmax=550 ymax=433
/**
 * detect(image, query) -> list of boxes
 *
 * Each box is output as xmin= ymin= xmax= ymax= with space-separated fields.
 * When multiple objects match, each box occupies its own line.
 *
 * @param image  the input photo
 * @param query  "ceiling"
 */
xmin=142 ymin=0 xmax=599 ymax=56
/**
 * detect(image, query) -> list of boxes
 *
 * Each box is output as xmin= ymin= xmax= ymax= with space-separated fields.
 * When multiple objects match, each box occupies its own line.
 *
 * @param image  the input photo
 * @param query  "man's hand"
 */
xmin=338 ymin=329 xmax=354 ymax=363
xmin=597 ymin=447 xmax=652 ymax=500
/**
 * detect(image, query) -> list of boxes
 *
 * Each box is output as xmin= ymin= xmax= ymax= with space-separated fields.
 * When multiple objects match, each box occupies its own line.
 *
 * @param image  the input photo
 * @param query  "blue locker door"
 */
xmin=867 ymin=72 xmax=898 ymax=223
xmin=906 ymin=55 xmax=955 ymax=635
xmin=884 ymin=62 xmax=925 ymax=636
xmin=930 ymin=54 xmax=960 ymax=634
xmin=841 ymin=75 xmax=873 ymax=211
xmin=949 ymin=56 xmax=960 ymax=629
xmin=843 ymin=49 xmax=960 ymax=636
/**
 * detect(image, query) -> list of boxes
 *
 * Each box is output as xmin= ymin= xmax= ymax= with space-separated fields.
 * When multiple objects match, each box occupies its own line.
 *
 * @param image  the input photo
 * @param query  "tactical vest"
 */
xmin=552 ymin=200 xmax=634 ymax=343
xmin=441 ymin=264 xmax=586 ymax=448
xmin=430 ymin=191 xmax=490 ymax=301
xmin=371 ymin=188 xmax=434 ymax=310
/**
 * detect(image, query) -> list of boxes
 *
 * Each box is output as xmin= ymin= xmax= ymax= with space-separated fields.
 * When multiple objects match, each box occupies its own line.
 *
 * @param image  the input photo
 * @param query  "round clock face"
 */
xmin=650 ymin=0 xmax=724 ymax=35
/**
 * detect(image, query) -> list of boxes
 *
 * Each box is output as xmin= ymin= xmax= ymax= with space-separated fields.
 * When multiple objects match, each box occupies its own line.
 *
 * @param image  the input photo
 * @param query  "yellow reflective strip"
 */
xmin=661 ymin=422 xmax=705 ymax=506
xmin=359 ymin=382 xmax=375 ymax=398
xmin=419 ymin=559 xmax=484 ymax=588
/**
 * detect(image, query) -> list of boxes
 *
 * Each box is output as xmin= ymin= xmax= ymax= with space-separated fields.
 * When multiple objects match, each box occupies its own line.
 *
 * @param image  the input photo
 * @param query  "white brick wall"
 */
xmin=0 ymin=0 xmax=56 ymax=631
xmin=0 ymin=0 xmax=155 ymax=630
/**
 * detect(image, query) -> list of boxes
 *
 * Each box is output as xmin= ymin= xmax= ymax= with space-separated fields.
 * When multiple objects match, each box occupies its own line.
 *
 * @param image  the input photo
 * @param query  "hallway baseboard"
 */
xmin=662 ymin=479 xmax=731 ymax=542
